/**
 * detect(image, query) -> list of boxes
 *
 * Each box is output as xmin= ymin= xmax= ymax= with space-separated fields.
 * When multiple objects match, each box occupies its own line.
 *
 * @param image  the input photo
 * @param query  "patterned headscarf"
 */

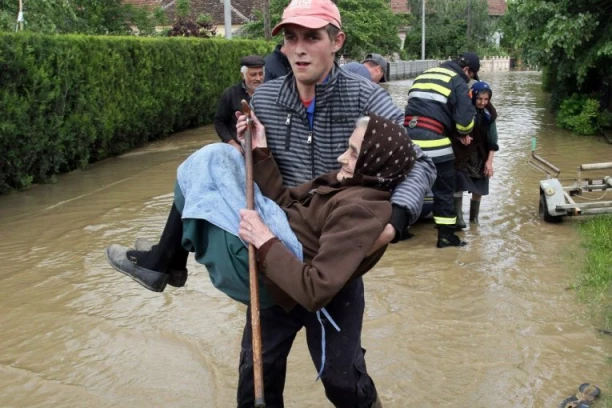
xmin=354 ymin=113 xmax=417 ymax=190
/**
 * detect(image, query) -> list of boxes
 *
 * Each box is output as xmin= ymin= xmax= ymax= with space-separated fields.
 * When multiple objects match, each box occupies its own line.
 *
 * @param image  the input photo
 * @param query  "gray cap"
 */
xmin=240 ymin=55 xmax=265 ymax=68
xmin=362 ymin=53 xmax=388 ymax=82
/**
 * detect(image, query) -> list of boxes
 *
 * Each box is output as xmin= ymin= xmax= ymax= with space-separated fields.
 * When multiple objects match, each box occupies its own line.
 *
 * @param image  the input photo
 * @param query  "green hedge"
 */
xmin=0 ymin=33 xmax=273 ymax=193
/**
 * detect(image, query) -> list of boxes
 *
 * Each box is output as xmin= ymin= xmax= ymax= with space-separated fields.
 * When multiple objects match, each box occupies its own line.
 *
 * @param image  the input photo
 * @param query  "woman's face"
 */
xmin=336 ymin=125 xmax=366 ymax=181
xmin=475 ymin=92 xmax=490 ymax=109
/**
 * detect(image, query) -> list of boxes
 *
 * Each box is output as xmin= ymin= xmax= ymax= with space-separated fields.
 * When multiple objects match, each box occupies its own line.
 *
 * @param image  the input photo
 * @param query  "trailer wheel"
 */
xmin=539 ymin=192 xmax=563 ymax=223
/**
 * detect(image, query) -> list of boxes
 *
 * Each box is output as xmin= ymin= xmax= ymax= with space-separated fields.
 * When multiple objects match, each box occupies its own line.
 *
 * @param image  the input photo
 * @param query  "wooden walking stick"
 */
xmin=241 ymin=100 xmax=266 ymax=408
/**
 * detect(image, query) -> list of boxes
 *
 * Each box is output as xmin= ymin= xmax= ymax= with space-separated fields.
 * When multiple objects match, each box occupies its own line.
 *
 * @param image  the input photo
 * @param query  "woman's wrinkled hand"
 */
xmin=484 ymin=160 xmax=494 ymax=178
xmin=458 ymin=135 xmax=473 ymax=146
xmin=235 ymin=110 xmax=268 ymax=151
xmin=227 ymin=139 xmax=244 ymax=153
xmin=239 ymin=209 xmax=276 ymax=249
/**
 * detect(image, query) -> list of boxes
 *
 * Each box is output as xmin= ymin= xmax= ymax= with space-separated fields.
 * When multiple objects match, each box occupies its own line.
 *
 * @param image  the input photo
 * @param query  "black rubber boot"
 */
xmin=133 ymin=238 xmax=188 ymax=287
xmin=437 ymin=226 xmax=467 ymax=248
xmin=105 ymin=203 xmax=189 ymax=292
xmin=127 ymin=203 xmax=189 ymax=287
xmin=470 ymin=199 xmax=481 ymax=225
xmin=454 ymin=196 xmax=466 ymax=230
xmin=106 ymin=244 xmax=168 ymax=292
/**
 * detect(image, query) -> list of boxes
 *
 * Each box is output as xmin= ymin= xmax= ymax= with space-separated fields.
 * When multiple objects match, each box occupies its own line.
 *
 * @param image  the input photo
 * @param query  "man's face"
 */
xmin=363 ymin=61 xmax=383 ymax=83
xmin=462 ymin=66 xmax=475 ymax=82
xmin=243 ymin=67 xmax=264 ymax=93
xmin=283 ymin=25 xmax=345 ymax=86
xmin=336 ymin=125 xmax=366 ymax=182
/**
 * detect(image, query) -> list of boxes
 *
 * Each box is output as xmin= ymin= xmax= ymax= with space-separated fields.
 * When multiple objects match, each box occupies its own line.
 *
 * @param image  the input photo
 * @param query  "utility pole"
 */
xmin=466 ymin=0 xmax=471 ymax=44
xmin=263 ymin=0 xmax=271 ymax=40
xmin=224 ymin=0 xmax=232 ymax=39
xmin=17 ymin=0 xmax=24 ymax=31
xmin=421 ymin=0 xmax=425 ymax=60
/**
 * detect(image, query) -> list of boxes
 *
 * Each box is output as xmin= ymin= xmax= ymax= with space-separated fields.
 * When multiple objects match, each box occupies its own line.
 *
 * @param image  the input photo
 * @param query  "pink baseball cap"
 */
xmin=271 ymin=0 xmax=342 ymax=36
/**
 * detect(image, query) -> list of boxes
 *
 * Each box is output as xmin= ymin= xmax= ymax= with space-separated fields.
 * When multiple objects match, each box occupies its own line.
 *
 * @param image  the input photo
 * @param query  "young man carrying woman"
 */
xmin=107 ymin=113 xmax=417 ymax=407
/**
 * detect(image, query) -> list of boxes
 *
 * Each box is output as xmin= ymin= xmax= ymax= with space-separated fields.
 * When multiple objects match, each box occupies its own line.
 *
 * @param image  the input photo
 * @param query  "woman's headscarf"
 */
xmin=471 ymin=80 xmax=492 ymax=105
xmin=354 ymin=113 xmax=417 ymax=190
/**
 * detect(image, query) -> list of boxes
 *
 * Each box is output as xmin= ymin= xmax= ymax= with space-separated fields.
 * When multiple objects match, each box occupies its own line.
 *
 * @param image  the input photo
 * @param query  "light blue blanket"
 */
xmin=177 ymin=143 xmax=303 ymax=261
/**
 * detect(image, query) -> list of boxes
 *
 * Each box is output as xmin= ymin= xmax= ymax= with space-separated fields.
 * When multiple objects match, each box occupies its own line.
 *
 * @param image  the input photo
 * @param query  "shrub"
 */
xmin=0 ymin=33 xmax=273 ymax=193
xmin=556 ymin=94 xmax=609 ymax=135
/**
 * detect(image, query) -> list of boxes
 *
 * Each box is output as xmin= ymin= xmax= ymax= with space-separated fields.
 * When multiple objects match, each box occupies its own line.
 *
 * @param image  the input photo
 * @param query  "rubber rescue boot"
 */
xmin=437 ymin=225 xmax=467 ymax=248
xmin=105 ymin=244 xmax=168 ymax=292
xmin=133 ymin=238 xmax=188 ymax=287
xmin=470 ymin=199 xmax=481 ymax=225
xmin=454 ymin=196 xmax=466 ymax=230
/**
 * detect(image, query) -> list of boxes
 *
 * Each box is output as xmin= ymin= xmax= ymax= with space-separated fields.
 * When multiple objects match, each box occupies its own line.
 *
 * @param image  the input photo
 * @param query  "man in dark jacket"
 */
xmin=263 ymin=43 xmax=291 ymax=82
xmin=404 ymin=52 xmax=479 ymax=248
xmin=213 ymin=55 xmax=265 ymax=151
xmin=342 ymin=53 xmax=388 ymax=83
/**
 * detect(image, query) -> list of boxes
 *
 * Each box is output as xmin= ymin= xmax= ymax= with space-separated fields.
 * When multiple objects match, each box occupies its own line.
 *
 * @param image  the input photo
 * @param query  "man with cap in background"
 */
xmin=403 ymin=51 xmax=479 ymax=248
xmin=213 ymin=55 xmax=265 ymax=150
xmin=342 ymin=52 xmax=388 ymax=83
xmin=234 ymin=0 xmax=435 ymax=406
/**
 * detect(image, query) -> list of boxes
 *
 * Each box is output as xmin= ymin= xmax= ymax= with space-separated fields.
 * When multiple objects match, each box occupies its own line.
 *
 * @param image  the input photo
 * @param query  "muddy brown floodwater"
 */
xmin=0 ymin=71 xmax=610 ymax=407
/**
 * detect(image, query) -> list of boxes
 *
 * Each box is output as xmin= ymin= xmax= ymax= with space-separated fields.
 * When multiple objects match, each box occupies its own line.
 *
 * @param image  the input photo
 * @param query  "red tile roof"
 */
xmin=487 ymin=0 xmax=507 ymax=16
xmin=390 ymin=0 xmax=410 ymax=14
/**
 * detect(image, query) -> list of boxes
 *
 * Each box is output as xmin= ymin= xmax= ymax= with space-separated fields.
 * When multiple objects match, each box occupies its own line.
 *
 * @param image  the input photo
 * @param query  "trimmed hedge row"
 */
xmin=0 ymin=33 xmax=273 ymax=193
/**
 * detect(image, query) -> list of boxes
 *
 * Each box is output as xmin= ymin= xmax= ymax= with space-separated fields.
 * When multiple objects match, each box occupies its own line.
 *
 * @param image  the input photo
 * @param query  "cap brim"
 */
xmin=271 ymin=16 xmax=334 ymax=36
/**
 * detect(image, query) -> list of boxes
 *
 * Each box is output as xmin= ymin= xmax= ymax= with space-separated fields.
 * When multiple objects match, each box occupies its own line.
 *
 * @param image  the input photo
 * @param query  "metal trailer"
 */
xmin=528 ymin=140 xmax=612 ymax=223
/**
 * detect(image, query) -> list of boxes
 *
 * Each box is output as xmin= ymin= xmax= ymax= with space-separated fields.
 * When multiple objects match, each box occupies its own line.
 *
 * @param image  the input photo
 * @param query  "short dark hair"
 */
xmin=325 ymin=24 xmax=341 ymax=41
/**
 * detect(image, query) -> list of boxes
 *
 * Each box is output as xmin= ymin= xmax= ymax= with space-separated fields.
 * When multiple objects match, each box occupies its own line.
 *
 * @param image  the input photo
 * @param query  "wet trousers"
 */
xmin=237 ymin=277 xmax=378 ymax=408
xmin=432 ymin=160 xmax=457 ymax=226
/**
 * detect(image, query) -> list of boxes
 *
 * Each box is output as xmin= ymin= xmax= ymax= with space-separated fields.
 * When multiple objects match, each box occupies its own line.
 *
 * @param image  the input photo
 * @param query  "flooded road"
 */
xmin=1 ymin=71 xmax=610 ymax=407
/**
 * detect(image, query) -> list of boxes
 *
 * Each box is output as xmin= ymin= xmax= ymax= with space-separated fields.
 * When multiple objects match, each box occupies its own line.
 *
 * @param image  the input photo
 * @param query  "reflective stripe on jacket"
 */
xmin=405 ymin=61 xmax=476 ymax=163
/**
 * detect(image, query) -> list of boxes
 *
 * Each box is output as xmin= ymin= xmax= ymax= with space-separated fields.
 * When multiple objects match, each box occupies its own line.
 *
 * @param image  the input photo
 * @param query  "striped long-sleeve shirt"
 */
xmin=251 ymin=65 xmax=436 ymax=226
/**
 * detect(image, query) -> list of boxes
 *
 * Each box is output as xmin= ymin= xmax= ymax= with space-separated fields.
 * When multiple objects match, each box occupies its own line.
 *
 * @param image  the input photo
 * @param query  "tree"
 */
xmin=501 ymin=0 xmax=612 ymax=109
xmin=0 ymin=0 xmax=157 ymax=35
xmin=238 ymin=0 xmax=404 ymax=58
xmin=404 ymin=0 xmax=493 ymax=59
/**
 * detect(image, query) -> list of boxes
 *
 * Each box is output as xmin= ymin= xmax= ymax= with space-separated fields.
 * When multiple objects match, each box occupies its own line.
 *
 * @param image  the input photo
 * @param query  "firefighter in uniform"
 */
xmin=404 ymin=52 xmax=480 ymax=248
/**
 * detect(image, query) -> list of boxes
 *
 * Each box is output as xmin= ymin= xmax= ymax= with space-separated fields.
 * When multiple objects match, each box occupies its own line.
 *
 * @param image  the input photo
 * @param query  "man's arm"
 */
xmin=364 ymin=86 xmax=437 ymax=238
xmin=451 ymin=78 xmax=476 ymax=135
xmin=213 ymin=88 xmax=236 ymax=143
xmin=390 ymin=145 xmax=436 ymax=232
xmin=250 ymin=202 xmax=388 ymax=312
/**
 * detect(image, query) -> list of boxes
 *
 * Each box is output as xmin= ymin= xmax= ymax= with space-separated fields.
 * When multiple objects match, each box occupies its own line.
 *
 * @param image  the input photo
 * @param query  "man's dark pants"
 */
xmin=237 ymin=277 xmax=377 ymax=408
xmin=432 ymin=159 xmax=457 ymax=225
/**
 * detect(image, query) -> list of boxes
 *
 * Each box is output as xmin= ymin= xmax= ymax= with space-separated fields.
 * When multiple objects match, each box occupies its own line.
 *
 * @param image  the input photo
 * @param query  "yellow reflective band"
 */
xmin=456 ymin=119 xmax=475 ymax=133
xmin=413 ymin=137 xmax=451 ymax=148
xmin=411 ymin=83 xmax=451 ymax=97
xmin=416 ymin=73 xmax=452 ymax=83
xmin=425 ymin=67 xmax=457 ymax=77
xmin=434 ymin=216 xmax=457 ymax=225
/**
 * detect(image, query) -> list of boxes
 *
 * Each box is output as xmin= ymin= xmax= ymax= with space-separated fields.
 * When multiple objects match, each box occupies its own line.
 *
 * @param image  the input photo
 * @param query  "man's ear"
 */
xmin=332 ymin=31 xmax=346 ymax=53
